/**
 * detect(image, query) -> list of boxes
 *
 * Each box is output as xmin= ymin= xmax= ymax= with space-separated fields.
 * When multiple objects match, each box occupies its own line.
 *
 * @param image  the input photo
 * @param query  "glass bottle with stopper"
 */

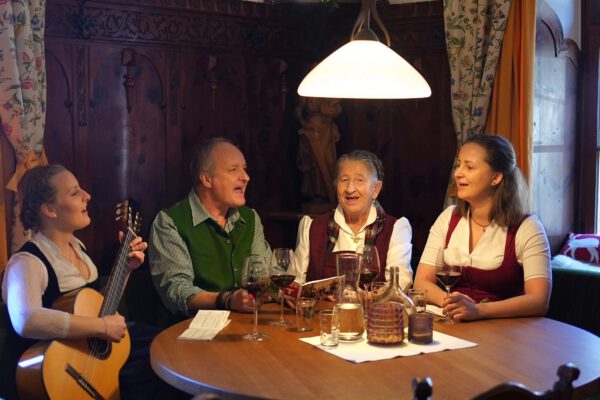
xmin=373 ymin=266 xmax=416 ymax=337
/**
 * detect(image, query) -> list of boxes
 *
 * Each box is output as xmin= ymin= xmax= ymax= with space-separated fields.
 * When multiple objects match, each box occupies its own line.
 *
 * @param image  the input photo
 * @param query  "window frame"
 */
xmin=579 ymin=0 xmax=600 ymax=232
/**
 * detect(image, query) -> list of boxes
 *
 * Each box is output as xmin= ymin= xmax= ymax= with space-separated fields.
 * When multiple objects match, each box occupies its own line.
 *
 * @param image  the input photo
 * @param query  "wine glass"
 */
xmin=269 ymin=248 xmax=295 ymax=327
xmin=241 ymin=255 xmax=270 ymax=341
xmin=435 ymin=249 xmax=463 ymax=325
xmin=358 ymin=245 xmax=380 ymax=317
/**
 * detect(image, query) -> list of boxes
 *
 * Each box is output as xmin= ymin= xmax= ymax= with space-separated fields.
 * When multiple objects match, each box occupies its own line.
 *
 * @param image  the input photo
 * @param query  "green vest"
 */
xmin=166 ymin=200 xmax=256 ymax=292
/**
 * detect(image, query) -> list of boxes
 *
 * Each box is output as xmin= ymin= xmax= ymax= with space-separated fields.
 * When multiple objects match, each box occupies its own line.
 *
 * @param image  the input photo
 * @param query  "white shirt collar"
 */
xmin=333 ymin=203 xmax=377 ymax=234
xmin=32 ymin=231 xmax=87 ymax=256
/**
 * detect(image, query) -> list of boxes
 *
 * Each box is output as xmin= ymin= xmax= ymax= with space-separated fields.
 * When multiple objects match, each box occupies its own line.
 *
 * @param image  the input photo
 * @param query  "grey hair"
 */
xmin=334 ymin=150 xmax=384 ymax=185
xmin=190 ymin=137 xmax=235 ymax=186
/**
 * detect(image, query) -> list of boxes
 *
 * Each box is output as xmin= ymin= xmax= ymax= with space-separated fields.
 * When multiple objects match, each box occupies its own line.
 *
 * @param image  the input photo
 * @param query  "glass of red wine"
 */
xmin=269 ymin=248 xmax=295 ymax=327
xmin=242 ymin=255 xmax=270 ymax=341
xmin=435 ymin=249 xmax=463 ymax=325
xmin=358 ymin=245 xmax=380 ymax=317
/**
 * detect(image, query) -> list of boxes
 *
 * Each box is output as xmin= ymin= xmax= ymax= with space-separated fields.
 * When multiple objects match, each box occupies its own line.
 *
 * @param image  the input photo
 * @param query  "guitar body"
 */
xmin=17 ymin=288 xmax=131 ymax=400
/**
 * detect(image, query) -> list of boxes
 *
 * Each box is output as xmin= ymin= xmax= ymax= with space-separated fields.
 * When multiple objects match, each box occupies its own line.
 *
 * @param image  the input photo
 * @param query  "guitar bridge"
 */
xmin=65 ymin=363 xmax=105 ymax=399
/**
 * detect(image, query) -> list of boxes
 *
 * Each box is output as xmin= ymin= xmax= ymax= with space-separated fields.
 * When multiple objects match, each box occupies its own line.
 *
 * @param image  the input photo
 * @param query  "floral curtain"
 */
xmin=443 ymin=0 xmax=512 ymax=206
xmin=0 ymin=0 xmax=47 ymax=267
xmin=486 ymin=0 xmax=536 ymax=184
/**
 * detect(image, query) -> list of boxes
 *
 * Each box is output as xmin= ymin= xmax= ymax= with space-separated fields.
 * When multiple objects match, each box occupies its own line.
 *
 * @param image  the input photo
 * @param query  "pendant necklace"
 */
xmin=471 ymin=216 xmax=490 ymax=232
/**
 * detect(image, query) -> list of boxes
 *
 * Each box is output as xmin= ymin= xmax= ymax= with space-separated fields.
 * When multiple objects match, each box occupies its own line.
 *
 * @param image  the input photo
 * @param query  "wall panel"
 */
xmin=43 ymin=0 xmax=454 ymax=288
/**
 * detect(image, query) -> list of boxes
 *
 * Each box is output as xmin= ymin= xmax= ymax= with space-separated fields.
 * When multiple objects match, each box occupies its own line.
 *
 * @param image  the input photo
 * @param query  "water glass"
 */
xmin=319 ymin=310 xmax=339 ymax=347
xmin=296 ymin=297 xmax=316 ymax=332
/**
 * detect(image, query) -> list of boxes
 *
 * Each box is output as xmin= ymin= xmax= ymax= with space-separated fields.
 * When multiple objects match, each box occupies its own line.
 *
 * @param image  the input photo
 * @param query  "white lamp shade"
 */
xmin=298 ymin=40 xmax=432 ymax=99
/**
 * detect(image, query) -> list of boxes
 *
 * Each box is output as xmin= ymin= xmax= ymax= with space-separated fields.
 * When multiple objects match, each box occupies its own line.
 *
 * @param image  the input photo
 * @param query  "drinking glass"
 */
xmin=241 ymin=255 xmax=270 ymax=341
xmin=269 ymin=248 xmax=295 ymax=327
xmin=358 ymin=245 xmax=380 ymax=317
xmin=435 ymin=249 xmax=463 ymax=325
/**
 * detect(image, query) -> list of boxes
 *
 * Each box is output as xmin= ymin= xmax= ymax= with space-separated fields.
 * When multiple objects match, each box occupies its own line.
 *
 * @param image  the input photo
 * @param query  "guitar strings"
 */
xmin=83 ymin=228 xmax=136 ymax=387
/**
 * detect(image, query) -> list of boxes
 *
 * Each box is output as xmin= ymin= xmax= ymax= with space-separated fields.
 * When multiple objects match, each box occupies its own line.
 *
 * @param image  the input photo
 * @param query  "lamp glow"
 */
xmin=298 ymin=40 xmax=431 ymax=99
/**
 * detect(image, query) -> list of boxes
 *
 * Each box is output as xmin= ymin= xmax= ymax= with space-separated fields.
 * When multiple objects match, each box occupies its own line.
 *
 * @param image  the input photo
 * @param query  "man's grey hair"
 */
xmin=190 ymin=137 xmax=235 ymax=186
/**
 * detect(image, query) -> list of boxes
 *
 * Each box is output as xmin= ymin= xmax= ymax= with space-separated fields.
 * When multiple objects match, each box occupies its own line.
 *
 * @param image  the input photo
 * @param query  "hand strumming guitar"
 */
xmin=100 ymin=314 xmax=128 ymax=342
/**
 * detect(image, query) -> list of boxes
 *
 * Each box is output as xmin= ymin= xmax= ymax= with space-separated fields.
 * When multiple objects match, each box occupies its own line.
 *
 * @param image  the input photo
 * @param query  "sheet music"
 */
xmin=177 ymin=310 xmax=231 ymax=341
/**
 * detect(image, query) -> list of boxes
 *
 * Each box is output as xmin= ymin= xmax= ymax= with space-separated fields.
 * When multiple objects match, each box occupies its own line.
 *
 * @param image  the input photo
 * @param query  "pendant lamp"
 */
xmin=297 ymin=0 xmax=431 ymax=99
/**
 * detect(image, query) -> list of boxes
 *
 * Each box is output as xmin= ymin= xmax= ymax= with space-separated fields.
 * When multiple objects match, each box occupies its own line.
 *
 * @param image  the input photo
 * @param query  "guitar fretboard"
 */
xmin=99 ymin=228 xmax=137 ymax=317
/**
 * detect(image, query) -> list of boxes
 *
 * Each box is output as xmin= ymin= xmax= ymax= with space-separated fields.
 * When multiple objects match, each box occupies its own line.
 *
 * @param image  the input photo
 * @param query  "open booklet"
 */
xmin=283 ymin=275 xmax=340 ymax=300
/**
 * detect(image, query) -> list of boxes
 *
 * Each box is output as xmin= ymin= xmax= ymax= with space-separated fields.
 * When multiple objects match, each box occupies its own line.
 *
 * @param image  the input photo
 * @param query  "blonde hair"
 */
xmin=18 ymin=165 xmax=67 ymax=230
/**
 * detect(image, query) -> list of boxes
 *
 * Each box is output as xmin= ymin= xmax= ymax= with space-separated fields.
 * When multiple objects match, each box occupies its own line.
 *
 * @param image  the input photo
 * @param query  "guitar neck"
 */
xmin=100 ymin=228 xmax=137 ymax=317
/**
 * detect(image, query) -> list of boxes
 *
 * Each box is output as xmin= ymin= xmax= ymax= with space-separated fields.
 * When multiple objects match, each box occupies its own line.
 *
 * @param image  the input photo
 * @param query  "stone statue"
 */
xmin=295 ymin=96 xmax=341 ymax=212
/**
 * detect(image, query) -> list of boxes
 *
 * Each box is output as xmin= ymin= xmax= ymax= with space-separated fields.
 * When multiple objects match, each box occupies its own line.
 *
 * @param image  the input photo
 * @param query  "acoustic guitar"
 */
xmin=16 ymin=200 xmax=141 ymax=400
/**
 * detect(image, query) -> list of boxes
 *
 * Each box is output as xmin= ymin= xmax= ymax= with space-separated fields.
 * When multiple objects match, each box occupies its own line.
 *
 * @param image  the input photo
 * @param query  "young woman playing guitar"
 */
xmin=1 ymin=165 xmax=173 ymax=399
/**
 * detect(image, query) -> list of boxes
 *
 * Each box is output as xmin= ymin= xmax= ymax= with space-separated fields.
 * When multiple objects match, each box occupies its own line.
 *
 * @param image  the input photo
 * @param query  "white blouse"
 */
xmin=419 ymin=206 xmax=551 ymax=281
xmin=1 ymin=232 xmax=98 ymax=339
xmin=292 ymin=204 xmax=413 ymax=290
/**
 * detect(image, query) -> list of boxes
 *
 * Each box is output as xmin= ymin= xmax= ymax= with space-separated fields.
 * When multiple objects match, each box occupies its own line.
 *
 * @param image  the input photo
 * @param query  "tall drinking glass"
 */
xmin=269 ymin=248 xmax=295 ymax=327
xmin=241 ymin=255 xmax=270 ymax=341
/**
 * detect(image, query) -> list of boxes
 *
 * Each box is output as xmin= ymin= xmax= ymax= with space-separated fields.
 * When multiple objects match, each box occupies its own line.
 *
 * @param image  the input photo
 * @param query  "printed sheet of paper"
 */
xmin=178 ymin=310 xmax=231 ymax=341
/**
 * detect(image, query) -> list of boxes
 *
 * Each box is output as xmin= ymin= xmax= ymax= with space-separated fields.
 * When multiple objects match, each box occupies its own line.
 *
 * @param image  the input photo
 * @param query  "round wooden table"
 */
xmin=150 ymin=304 xmax=600 ymax=399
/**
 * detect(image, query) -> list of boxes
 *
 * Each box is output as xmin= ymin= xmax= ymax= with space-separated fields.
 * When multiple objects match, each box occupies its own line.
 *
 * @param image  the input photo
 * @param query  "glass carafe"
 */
xmin=374 ymin=266 xmax=416 ymax=335
xmin=334 ymin=252 xmax=365 ymax=342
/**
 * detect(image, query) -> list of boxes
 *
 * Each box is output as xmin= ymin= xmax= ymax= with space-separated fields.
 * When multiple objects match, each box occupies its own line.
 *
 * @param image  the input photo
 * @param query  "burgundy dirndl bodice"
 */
xmin=445 ymin=212 xmax=524 ymax=303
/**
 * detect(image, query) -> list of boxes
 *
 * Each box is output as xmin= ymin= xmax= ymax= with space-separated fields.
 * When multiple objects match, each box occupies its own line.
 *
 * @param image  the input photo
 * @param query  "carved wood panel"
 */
xmin=42 ymin=0 xmax=454 ymax=281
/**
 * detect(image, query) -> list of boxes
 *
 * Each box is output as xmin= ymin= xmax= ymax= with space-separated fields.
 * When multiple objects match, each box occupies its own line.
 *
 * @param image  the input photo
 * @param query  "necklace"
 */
xmin=471 ymin=216 xmax=490 ymax=232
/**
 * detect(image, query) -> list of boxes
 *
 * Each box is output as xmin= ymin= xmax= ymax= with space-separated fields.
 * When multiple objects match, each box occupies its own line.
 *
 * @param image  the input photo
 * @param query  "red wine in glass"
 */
xmin=359 ymin=270 xmax=378 ymax=285
xmin=243 ymin=281 xmax=267 ymax=298
xmin=241 ymin=255 xmax=269 ymax=341
xmin=270 ymin=248 xmax=295 ymax=327
xmin=270 ymin=274 xmax=296 ymax=289
xmin=436 ymin=271 xmax=461 ymax=288
xmin=435 ymin=255 xmax=463 ymax=325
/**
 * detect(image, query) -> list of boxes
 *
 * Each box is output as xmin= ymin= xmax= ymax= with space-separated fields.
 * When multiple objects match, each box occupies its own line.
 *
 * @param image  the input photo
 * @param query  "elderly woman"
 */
xmin=414 ymin=135 xmax=551 ymax=321
xmin=292 ymin=150 xmax=413 ymax=290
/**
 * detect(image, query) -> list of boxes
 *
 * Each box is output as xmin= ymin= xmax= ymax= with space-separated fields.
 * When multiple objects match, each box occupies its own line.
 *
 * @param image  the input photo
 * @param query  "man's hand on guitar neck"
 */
xmin=100 ymin=314 xmax=128 ymax=342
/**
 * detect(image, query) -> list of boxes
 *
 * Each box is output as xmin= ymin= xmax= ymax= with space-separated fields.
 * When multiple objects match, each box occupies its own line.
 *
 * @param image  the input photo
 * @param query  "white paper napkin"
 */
xmin=300 ymin=330 xmax=477 ymax=363
xmin=178 ymin=310 xmax=231 ymax=341
xmin=426 ymin=304 xmax=445 ymax=316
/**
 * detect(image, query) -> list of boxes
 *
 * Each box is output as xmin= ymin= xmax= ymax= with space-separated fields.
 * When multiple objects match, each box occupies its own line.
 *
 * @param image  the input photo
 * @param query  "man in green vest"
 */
xmin=149 ymin=137 xmax=272 ymax=322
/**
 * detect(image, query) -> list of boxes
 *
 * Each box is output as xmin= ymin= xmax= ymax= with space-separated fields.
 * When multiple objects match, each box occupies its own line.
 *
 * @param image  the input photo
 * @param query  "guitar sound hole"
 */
xmin=88 ymin=338 xmax=112 ymax=360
